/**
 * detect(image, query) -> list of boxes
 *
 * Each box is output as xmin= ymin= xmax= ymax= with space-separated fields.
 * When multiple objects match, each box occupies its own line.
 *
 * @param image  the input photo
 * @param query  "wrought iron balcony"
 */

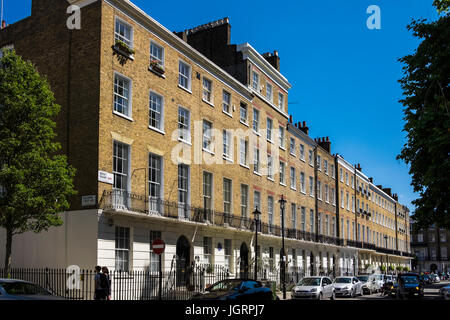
xmin=99 ymin=190 xmax=409 ymax=257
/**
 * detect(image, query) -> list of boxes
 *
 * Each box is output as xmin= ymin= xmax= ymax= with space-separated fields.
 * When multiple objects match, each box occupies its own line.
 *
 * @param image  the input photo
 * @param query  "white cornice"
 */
xmin=337 ymin=155 xmax=355 ymax=173
xmin=105 ymin=0 xmax=254 ymax=101
xmin=237 ymin=43 xmax=292 ymax=92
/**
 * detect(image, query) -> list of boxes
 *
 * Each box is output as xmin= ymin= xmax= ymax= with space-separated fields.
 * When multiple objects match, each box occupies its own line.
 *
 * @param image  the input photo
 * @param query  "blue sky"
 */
xmin=2 ymin=0 xmax=440 ymax=213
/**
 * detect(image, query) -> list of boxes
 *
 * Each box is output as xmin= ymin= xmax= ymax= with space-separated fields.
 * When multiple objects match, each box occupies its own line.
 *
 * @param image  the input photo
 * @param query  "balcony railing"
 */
xmin=99 ymin=190 xmax=410 ymax=256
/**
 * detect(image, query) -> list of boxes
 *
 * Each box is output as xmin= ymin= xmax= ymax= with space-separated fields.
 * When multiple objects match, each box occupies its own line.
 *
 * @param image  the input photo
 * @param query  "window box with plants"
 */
xmin=149 ymin=59 xmax=165 ymax=77
xmin=112 ymin=40 xmax=135 ymax=63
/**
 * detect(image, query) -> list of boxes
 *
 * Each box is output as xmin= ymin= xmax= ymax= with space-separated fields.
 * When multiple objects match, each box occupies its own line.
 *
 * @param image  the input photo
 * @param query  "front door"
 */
xmin=176 ymin=235 xmax=191 ymax=286
xmin=240 ymin=242 xmax=249 ymax=279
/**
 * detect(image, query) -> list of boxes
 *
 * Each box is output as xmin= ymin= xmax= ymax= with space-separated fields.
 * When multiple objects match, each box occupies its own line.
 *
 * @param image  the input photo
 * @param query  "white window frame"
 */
xmin=266 ymin=83 xmax=273 ymax=102
xmin=223 ymin=130 xmax=232 ymax=160
xmin=253 ymin=108 xmax=260 ymax=134
xmin=149 ymin=90 xmax=164 ymax=133
xmin=113 ymin=72 xmax=133 ymax=120
xmin=202 ymin=77 xmax=213 ymax=105
xmin=267 ymin=118 xmax=273 ymax=142
xmin=279 ymin=161 xmax=286 ymax=185
xmin=222 ymin=90 xmax=231 ymax=115
xmin=240 ymin=139 xmax=249 ymax=167
xmin=240 ymin=103 xmax=248 ymax=125
xmin=290 ymin=167 xmax=296 ymax=190
xmin=202 ymin=120 xmax=213 ymax=153
xmin=178 ymin=60 xmax=192 ymax=92
xmin=178 ymin=106 xmax=191 ymax=143
xmin=290 ymin=137 xmax=296 ymax=156
xmin=252 ymin=71 xmax=260 ymax=91
xmin=115 ymin=17 xmax=134 ymax=49
xmin=278 ymin=92 xmax=285 ymax=110
xmin=150 ymin=40 xmax=164 ymax=69
xmin=253 ymin=146 xmax=261 ymax=174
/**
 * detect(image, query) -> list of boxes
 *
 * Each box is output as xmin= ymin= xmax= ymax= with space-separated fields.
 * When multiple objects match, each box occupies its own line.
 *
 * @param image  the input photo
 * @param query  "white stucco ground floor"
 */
xmin=0 ymin=209 xmax=412 ymax=278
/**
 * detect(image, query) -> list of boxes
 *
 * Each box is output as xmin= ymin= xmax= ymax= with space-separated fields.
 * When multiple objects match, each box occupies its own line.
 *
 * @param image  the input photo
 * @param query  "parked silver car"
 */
xmin=0 ymin=279 xmax=65 ymax=300
xmin=333 ymin=276 xmax=363 ymax=297
xmin=369 ymin=274 xmax=384 ymax=292
xmin=291 ymin=276 xmax=335 ymax=300
xmin=357 ymin=275 xmax=375 ymax=294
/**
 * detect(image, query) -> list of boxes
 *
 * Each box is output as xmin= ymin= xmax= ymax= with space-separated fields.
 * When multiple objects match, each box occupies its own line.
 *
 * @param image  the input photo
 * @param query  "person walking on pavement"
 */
xmin=94 ymin=266 xmax=105 ymax=300
xmin=102 ymin=266 xmax=112 ymax=300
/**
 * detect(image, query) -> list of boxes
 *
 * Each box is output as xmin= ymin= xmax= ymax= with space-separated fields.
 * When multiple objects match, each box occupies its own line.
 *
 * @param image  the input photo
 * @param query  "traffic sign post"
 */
xmin=152 ymin=238 xmax=165 ymax=300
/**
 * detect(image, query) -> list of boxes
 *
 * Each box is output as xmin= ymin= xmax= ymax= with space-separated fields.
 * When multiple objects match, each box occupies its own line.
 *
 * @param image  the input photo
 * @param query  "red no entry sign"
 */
xmin=152 ymin=238 xmax=165 ymax=255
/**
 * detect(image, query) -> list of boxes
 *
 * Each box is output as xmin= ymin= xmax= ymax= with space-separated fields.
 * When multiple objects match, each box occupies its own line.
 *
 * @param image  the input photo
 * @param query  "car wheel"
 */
xmin=318 ymin=292 xmax=323 ymax=300
xmin=350 ymin=289 xmax=355 ymax=298
xmin=330 ymin=291 xmax=335 ymax=301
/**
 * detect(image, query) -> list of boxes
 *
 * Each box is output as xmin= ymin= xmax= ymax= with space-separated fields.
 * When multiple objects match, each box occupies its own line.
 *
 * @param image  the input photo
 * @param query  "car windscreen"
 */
xmin=334 ymin=278 xmax=352 ymax=283
xmin=400 ymin=276 xmax=419 ymax=284
xmin=297 ymin=278 xmax=321 ymax=286
xmin=207 ymin=280 xmax=242 ymax=292
xmin=357 ymin=276 xmax=368 ymax=282
xmin=1 ymin=282 xmax=50 ymax=295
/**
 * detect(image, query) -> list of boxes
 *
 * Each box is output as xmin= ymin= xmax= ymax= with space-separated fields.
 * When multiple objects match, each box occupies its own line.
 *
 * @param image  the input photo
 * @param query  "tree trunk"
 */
xmin=4 ymin=229 xmax=13 ymax=278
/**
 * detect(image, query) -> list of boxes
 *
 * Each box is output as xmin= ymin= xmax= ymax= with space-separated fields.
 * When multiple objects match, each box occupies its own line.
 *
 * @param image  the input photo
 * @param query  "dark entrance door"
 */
xmin=310 ymin=253 xmax=315 ymax=276
xmin=176 ymin=235 xmax=191 ymax=286
xmin=239 ymin=242 xmax=249 ymax=279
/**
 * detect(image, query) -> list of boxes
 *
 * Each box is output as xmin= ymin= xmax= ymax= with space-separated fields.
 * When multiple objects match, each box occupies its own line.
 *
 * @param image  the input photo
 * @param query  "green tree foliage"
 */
xmin=433 ymin=0 xmax=450 ymax=14
xmin=0 ymin=50 xmax=76 ymax=276
xmin=397 ymin=4 xmax=450 ymax=230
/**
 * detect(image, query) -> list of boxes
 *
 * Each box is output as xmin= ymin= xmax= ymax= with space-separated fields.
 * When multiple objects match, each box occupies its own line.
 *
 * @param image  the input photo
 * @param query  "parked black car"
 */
xmin=395 ymin=273 xmax=424 ymax=299
xmin=0 ymin=279 xmax=65 ymax=300
xmin=190 ymin=279 xmax=274 ymax=300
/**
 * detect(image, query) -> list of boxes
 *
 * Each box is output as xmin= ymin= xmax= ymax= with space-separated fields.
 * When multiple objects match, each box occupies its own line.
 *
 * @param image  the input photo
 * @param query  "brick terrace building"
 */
xmin=0 ymin=0 xmax=412 ymax=277
xmin=410 ymin=221 xmax=449 ymax=273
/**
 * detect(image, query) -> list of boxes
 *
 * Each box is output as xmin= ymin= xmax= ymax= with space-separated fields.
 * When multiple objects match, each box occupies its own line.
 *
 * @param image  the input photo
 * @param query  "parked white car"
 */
xmin=357 ymin=275 xmax=376 ymax=294
xmin=369 ymin=274 xmax=384 ymax=292
xmin=333 ymin=276 xmax=363 ymax=297
xmin=291 ymin=276 xmax=335 ymax=300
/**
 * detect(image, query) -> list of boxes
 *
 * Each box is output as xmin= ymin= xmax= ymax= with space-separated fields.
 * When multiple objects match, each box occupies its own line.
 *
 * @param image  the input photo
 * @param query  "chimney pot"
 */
xmin=302 ymin=121 xmax=306 ymax=127
xmin=295 ymin=123 xmax=298 ymax=128
xmin=1 ymin=21 xmax=5 ymax=29
xmin=289 ymin=115 xmax=293 ymax=123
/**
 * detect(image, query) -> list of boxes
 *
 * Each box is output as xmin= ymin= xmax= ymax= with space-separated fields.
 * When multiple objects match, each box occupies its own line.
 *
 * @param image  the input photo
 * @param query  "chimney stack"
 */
xmin=317 ymin=136 xmax=331 ymax=153
xmin=376 ymin=185 xmax=383 ymax=190
xmin=393 ymin=194 xmax=399 ymax=201
xmin=298 ymin=121 xmax=309 ymax=135
xmin=369 ymin=177 xmax=373 ymax=183
xmin=355 ymin=163 xmax=362 ymax=171
xmin=262 ymin=50 xmax=280 ymax=71
xmin=382 ymin=188 xmax=392 ymax=196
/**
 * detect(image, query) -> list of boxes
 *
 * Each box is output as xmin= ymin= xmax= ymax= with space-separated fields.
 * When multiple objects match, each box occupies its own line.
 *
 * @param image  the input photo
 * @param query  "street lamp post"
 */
xmin=278 ymin=195 xmax=287 ymax=300
xmin=384 ymin=235 xmax=388 ymax=275
xmin=253 ymin=207 xmax=261 ymax=281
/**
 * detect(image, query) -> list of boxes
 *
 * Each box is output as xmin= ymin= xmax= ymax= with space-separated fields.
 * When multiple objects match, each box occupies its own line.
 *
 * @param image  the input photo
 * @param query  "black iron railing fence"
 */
xmin=0 ymin=265 xmax=231 ymax=300
xmin=0 ymin=265 xmax=367 ymax=300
